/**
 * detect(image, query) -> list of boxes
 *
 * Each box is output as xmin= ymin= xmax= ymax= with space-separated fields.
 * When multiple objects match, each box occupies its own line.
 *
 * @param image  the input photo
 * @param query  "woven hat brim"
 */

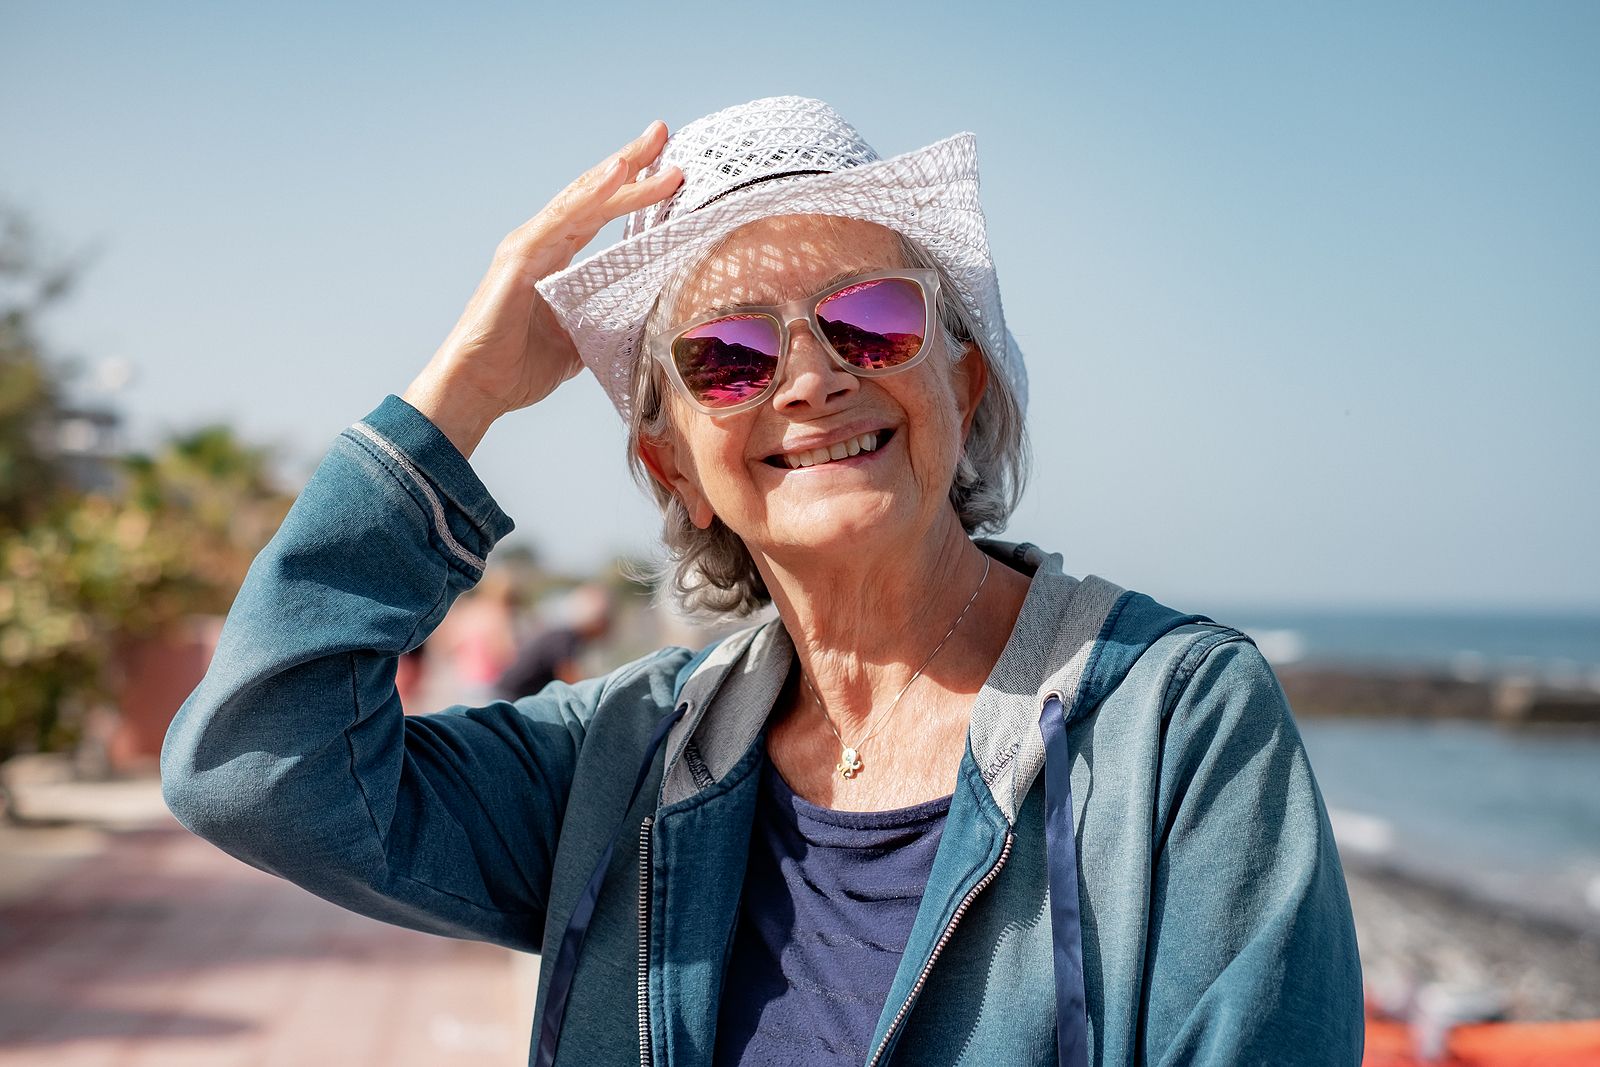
xmin=535 ymin=132 xmax=1025 ymax=420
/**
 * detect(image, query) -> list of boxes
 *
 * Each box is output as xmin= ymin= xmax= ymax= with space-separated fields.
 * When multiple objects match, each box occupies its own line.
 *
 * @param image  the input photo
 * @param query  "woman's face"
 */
xmin=637 ymin=215 xmax=987 ymax=568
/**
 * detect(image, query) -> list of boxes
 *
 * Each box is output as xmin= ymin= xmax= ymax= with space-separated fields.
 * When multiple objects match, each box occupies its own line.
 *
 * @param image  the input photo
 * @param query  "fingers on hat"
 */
xmin=606 ymin=124 xmax=682 ymax=212
xmin=612 ymin=159 xmax=682 ymax=203
xmin=635 ymin=119 xmax=667 ymax=149
xmin=585 ymin=125 xmax=667 ymax=192
xmin=618 ymin=121 xmax=672 ymax=180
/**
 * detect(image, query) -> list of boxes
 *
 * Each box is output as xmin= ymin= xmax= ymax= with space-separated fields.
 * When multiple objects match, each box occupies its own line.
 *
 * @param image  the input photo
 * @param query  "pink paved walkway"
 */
xmin=0 ymin=818 xmax=533 ymax=1066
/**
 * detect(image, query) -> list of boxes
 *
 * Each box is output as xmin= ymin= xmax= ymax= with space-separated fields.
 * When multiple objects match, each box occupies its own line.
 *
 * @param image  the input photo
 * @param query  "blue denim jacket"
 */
xmin=161 ymin=394 xmax=1364 ymax=1066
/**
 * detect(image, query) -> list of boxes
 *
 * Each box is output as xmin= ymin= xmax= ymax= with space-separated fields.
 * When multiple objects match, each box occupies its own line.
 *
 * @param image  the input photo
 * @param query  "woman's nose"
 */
xmin=770 ymin=317 xmax=858 ymax=411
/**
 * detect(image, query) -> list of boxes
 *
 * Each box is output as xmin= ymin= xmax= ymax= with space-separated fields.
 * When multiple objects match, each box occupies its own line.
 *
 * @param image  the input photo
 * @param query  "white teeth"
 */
xmin=778 ymin=431 xmax=882 ymax=469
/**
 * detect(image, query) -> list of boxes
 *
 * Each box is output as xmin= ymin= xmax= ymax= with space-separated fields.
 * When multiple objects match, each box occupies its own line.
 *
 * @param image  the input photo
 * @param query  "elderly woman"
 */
xmin=162 ymin=98 xmax=1364 ymax=1066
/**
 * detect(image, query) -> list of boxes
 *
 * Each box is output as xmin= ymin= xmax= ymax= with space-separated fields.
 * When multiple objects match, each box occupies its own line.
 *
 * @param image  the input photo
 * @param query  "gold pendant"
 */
xmin=837 ymin=747 xmax=862 ymax=780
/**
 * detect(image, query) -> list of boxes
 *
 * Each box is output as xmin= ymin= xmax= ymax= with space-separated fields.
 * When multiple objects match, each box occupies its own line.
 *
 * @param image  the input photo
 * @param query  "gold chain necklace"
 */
xmin=799 ymin=554 xmax=991 ymax=781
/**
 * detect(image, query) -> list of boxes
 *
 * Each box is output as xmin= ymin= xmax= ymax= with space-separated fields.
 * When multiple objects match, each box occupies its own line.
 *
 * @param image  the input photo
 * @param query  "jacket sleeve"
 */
xmin=162 ymin=393 xmax=612 ymax=953
xmin=1141 ymin=633 xmax=1365 ymax=1066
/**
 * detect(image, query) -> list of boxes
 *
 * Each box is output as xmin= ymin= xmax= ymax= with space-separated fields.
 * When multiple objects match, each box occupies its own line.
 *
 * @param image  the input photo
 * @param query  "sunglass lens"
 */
xmin=672 ymin=315 xmax=782 ymax=409
xmin=815 ymin=278 xmax=928 ymax=371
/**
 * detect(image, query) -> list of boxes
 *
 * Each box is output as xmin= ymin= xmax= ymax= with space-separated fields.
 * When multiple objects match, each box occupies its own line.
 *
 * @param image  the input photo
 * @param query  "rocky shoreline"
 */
xmin=1346 ymin=859 xmax=1600 ymax=1022
xmin=1278 ymin=666 xmax=1600 ymax=728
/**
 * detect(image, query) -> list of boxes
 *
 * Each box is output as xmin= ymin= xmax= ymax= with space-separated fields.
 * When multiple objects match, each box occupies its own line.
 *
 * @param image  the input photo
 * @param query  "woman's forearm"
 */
xmin=401 ymin=366 xmax=501 ymax=460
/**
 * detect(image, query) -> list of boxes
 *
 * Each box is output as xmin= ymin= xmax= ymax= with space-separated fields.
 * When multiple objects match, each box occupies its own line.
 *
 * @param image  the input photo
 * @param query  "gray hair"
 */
xmin=624 ymin=228 xmax=1030 ymax=618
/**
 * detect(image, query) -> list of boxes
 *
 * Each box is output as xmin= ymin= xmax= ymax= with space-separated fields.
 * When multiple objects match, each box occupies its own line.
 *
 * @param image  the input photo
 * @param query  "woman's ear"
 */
xmin=637 ymin=432 xmax=715 ymax=529
xmin=954 ymin=341 xmax=989 ymax=440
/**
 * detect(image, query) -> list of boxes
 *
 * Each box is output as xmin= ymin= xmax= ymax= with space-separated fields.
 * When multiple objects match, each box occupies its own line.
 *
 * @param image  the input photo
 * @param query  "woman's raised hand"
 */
xmin=402 ymin=121 xmax=683 ymax=457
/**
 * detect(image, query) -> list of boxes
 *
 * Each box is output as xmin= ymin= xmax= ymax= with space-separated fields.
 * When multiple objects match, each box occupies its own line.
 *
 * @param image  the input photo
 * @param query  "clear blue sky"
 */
xmin=4 ymin=1 xmax=1597 ymax=610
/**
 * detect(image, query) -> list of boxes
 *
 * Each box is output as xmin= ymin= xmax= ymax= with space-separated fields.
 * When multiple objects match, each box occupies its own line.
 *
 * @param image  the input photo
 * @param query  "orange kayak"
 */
xmin=1364 ymin=1015 xmax=1600 ymax=1066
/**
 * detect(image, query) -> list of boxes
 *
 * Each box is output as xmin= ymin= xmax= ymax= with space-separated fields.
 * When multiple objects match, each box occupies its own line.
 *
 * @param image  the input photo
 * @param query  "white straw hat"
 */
xmin=534 ymin=95 xmax=1026 ymax=421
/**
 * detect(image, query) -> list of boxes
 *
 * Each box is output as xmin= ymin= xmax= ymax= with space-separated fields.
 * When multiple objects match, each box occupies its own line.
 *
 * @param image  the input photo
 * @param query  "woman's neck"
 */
xmin=754 ymin=512 xmax=1032 ymax=739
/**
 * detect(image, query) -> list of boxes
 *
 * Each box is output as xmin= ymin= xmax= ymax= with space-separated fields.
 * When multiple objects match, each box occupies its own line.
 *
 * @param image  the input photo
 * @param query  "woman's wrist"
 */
xmin=400 ymin=370 xmax=501 ymax=460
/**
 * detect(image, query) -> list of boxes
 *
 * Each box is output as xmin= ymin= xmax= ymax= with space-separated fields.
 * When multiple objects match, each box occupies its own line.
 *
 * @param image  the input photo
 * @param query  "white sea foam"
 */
xmin=1252 ymin=628 xmax=1306 ymax=665
xmin=1327 ymin=807 xmax=1394 ymax=856
xmin=1449 ymin=650 xmax=1487 ymax=682
xmin=1586 ymin=875 xmax=1600 ymax=914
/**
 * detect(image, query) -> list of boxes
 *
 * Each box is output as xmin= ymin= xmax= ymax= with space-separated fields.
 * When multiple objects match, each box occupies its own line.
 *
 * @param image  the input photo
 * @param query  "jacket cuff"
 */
xmin=352 ymin=393 xmax=516 ymax=547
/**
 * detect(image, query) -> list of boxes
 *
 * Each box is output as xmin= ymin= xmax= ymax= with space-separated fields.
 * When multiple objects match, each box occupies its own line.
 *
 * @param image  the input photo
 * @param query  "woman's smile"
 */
xmin=761 ymin=427 xmax=896 ymax=470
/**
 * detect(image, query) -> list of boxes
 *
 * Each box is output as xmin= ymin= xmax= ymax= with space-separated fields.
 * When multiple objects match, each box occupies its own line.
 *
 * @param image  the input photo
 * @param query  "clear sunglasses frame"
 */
xmin=647 ymin=268 xmax=942 ymax=416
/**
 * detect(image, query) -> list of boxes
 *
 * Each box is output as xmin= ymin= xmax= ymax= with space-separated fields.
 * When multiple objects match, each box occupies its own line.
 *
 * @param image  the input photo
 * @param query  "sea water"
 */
xmin=1218 ymin=610 xmax=1600 ymax=931
xmin=1297 ymin=717 xmax=1600 ymax=932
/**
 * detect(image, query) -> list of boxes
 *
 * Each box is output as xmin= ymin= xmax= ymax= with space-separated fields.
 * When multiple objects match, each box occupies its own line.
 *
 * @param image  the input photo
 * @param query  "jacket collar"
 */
xmin=661 ymin=540 xmax=1125 ymax=822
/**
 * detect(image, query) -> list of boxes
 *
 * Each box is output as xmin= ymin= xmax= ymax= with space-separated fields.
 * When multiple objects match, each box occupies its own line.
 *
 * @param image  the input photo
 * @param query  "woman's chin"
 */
xmin=754 ymin=494 xmax=915 ymax=560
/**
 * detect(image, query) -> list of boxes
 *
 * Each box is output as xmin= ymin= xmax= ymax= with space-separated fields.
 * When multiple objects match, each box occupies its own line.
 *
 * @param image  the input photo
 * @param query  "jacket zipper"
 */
xmin=865 ymin=830 xmax=1016 ymax=1067
xmin=636 ymin=814 xmax=655 ymax=1067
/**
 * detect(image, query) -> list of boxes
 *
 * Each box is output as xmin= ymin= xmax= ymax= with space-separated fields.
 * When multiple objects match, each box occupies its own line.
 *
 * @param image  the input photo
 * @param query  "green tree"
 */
xmin=0 ymin=205 xmax=292 ymax=763
xmin=0 ymin=205 xmax=80 ymax=532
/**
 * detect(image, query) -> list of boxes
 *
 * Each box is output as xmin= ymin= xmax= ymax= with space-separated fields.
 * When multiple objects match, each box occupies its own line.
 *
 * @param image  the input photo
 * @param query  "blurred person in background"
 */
xmin=426 ymin=567 xmax=522 ymax=705
xmin=162 ymin=98 xmax=1363 ymax=1065
xmin=393 ymin=645 xmax=428 ymax=713
xmin=495 ymin=583 xmax=614 ymax=699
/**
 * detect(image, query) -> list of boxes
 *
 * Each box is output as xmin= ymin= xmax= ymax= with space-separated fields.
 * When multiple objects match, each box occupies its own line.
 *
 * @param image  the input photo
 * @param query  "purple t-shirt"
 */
xmin=712 ymin=758 xmax=952 ymax=1066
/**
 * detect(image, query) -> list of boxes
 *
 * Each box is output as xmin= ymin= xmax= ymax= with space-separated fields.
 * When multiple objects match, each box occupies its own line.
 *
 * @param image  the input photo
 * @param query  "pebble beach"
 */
xmin=1347 ymin=860 xmax=1600 ymax=1022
